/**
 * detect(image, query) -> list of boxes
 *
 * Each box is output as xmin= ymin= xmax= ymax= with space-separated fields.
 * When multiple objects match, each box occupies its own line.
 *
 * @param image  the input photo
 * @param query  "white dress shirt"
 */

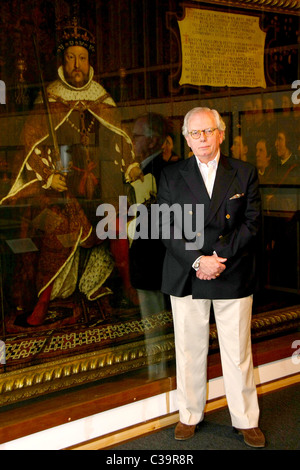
xmin=192 ymin=151 xmax=220 ymax=269
xmin=195 ymin=151 xmax=220 ymax=198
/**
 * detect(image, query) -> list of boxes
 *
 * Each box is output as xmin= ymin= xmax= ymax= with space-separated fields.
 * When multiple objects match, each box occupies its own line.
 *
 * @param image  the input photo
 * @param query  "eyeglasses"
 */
xmin=188 ymin=128 xmax=218 ymax=139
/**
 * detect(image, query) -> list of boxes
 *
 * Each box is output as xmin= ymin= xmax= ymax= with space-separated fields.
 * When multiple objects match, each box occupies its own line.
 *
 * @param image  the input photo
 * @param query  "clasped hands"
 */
xmin=196 ymin=253 xmax=227 ymax=280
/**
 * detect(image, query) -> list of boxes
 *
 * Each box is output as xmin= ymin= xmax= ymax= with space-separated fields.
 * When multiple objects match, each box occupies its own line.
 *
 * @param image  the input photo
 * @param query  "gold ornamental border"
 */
xmin=0 ymin=306 xmax=299 ymax=407
xmin=195 ymin=0 xmax=300 ymax=14
xmin=0 ymin=333 xmax=176 ymax=407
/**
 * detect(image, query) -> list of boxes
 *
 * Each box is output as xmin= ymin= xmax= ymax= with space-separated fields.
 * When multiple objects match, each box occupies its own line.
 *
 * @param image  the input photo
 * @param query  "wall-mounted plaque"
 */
xmin=178 ymin=7 xmax=266 ymax=88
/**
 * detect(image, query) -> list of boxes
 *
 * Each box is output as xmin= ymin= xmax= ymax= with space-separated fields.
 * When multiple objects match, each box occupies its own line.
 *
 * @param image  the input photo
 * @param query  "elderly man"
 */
xmin=1 ymin=19 xmax=136 ymax=326
xmin=157 ymin=107 xmax=265 ymax=447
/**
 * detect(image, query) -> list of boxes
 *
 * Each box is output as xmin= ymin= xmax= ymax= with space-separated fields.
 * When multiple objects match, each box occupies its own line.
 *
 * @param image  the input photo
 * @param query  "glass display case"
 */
xmin=0 ymin=0 xmax=299 ymax=407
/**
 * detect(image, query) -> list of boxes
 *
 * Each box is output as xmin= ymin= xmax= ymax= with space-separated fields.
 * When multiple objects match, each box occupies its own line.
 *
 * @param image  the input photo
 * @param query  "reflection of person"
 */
xmin=1 ymin=20 xmax=136 ymax=326
xmin=131 ymin=113 xmax=171 ymax=186
xmin=161 ymin=134 xmax=181 ymax=163
xmin=231 ymin=135 xmax=248 ymax=162
xmin=158 ymin=107 xmax=265 ymax=447
xmin=129 ymin=113 xmax=169 ymax=314
xmin=275 ymin=128 xmax=299 ymax=184
xmin=265 ymin=127 xmax=299 ymax=288
xmin=130 ymin=112 xmax=173 ymax=378
xmin=241 ymin=98 xmax=265 ymax=165
xmin=281 ymin=94 xmax=292 ymax=118
xmin=256 ymin=138 xmax=275 ymax=183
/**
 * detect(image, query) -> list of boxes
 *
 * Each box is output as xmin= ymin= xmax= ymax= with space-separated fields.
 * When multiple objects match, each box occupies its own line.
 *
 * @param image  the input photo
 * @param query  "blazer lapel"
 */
xmin=179 ymin=154 xmax=236 ymax=226
xmin=205 ymin=154 xmax=236 ymax=226
xmin=179 ymin=156 xmax=211 ymax=205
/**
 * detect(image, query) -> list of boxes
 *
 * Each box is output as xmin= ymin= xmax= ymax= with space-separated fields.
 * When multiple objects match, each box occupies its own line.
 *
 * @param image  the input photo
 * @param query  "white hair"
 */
xmin=182 ymin=107 xmax=226 ymax=138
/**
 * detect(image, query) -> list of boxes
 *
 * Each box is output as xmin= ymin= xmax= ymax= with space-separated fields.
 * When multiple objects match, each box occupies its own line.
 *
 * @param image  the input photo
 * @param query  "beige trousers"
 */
xmin=170 ymin=295 xmax=260 ymax=429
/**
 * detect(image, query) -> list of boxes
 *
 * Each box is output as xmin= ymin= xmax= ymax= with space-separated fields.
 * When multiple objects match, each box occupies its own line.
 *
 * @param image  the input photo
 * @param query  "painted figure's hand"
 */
xmin=129 ymin=166 xmax=144 ymax=182
xmin=51 ymin=173 xmax=68 ymax=192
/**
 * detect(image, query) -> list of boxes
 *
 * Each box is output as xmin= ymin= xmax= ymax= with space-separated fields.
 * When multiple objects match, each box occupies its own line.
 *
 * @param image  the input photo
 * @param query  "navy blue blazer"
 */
xmin=157 ymin=154 xmax=261 ymax=299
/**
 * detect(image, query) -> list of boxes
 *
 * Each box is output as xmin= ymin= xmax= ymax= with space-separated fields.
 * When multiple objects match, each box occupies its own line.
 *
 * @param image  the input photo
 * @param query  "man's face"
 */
xmin=162 ymin=135 xmax=173 ymax=160
xmin=132 ymin=118 xmax=153 ymax=162
xmin=256 ymin=141 xmax=271 ymax=170
xmin=275 ymin=132 xmax=288 ymax=160
xmin=63 ymin=46 xmax=90 ymax=88
xmin=185 ymin=111 xmax=224 ymax=163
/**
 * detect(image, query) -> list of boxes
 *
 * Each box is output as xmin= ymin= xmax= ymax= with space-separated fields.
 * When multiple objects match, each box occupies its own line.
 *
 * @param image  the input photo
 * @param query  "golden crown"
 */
xmin=57 ymin=18 xmax=96 ymax=54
